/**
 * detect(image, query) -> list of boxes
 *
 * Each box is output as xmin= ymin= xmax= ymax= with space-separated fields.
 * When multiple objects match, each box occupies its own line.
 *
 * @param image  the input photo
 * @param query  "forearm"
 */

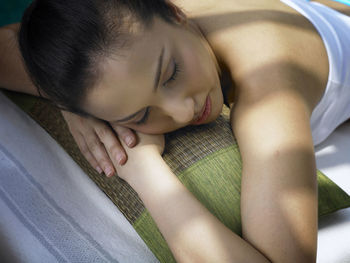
xmin=240 ymin=149 xmax=318 ymax=263
xmin=127 ymin=154 xmax=269 ymax=263
xmin=0 ymin=23 xmax=39 ymax=96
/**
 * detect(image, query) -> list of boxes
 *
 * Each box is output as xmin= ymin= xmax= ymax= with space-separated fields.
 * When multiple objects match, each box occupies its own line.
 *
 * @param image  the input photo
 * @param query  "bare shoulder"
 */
xmin=175 ymin=0 xmax=331 ymax=111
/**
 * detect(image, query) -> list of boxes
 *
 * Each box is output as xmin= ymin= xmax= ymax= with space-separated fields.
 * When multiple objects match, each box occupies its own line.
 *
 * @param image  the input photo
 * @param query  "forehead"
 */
xmin=83 ymin=18 xmax=169 ymax=120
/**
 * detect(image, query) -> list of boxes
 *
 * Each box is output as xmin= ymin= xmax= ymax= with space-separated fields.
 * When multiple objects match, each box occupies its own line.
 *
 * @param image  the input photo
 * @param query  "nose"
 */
xmin=161 ymin=96 xmax=195 ymax=124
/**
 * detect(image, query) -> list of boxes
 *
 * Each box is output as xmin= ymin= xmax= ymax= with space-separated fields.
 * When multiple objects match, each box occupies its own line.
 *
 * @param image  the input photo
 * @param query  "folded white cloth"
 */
xmin=0 ymin=92 xmax=159 ymax=263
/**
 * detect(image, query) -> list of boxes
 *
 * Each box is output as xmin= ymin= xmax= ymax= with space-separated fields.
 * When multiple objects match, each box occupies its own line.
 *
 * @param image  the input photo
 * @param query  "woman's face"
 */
xmin=82 ymin=15 xmax=224 ymax=134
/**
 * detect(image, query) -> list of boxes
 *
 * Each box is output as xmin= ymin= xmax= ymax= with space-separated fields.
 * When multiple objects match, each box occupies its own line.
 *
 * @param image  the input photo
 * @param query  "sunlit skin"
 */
xmin=82 ymin=16 xmax=224 ymax=134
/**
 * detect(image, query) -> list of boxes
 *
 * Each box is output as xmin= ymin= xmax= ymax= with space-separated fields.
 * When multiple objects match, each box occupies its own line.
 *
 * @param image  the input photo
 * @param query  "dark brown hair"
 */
xmin=19 ymin=0 xmax=177 ymax=115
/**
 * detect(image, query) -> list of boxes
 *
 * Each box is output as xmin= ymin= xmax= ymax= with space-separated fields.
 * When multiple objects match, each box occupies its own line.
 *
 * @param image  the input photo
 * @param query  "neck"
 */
xmin=217 ymin=59 xmax=236 ymax=105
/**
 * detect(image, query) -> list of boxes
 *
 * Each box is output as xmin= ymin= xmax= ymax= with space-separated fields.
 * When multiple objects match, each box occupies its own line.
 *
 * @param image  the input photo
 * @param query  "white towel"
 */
xmin=0 ymin=92 xmax=159 ymax=263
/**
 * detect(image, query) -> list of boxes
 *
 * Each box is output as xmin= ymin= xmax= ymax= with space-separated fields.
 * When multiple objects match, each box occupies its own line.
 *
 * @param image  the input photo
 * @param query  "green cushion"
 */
xmin=3 ymin=91 xmax=350 ymax=263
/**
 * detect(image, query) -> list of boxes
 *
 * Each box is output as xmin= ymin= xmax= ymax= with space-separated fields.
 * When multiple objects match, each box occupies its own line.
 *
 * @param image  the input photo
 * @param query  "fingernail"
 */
xmin=116 ymin=154 xmax=125 ymax=165
xmin=126 ymin=136 xmax=134 ymax=147
xmin=104 ymin=166 xmax=114 ymax=177
xmin=96 ymin=166 xmax=103 ymax=174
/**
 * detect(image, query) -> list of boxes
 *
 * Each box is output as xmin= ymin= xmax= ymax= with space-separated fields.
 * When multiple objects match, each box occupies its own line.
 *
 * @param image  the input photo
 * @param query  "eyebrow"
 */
xmin=114 ymin=46 xmax=165 ymax=123
xmin=153 ymin=45 xmax=165 ymax=92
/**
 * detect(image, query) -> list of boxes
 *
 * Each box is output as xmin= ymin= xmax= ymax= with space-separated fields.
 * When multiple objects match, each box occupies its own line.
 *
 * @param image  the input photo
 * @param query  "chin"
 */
xmin=207 ymin=106 xmax=223 ymax=124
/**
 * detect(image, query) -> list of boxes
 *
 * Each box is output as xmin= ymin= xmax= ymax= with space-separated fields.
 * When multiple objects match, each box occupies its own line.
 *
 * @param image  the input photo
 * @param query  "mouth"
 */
xmin=192 ymin=95 xmax=211 ymax=125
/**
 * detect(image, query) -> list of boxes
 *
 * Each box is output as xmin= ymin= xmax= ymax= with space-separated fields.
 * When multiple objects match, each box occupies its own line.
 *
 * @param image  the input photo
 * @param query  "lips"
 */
xmin=192 ymin=95 xmax=211 ymax=125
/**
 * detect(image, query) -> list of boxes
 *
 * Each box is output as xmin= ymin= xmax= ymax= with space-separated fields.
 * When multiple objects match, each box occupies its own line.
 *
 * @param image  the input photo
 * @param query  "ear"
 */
xmin=165 ymin=0 xmax=188 ymax=25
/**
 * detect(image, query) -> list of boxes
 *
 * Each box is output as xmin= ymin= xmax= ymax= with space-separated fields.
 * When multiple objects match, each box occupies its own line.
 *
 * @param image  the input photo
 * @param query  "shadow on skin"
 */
xmin=221 ymin=59 xmax=321 ymax=261
xmin=192 ymin=9 xmax=319 ymax=36
xmin=189 ymin=2 xmax=350 ymax=36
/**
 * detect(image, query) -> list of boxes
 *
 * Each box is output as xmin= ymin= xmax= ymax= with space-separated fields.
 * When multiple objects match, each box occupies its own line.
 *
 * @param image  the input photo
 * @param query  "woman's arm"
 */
xmin=118 ymin=133 xmax=270 ymax=263
xmin=231 ymin=71 xmax=318 ymax=262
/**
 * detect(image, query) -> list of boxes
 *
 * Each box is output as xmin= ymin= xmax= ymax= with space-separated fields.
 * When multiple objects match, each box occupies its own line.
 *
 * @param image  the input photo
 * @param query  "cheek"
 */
xmin=182 ymin=48 xmax=202 ymax=81
xmin=181 ymin=42 xmax=217 ymax=89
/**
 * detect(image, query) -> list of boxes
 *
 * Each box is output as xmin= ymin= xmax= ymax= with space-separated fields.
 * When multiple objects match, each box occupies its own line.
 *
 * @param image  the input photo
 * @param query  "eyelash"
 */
xmin=134 ymin=60 xmax=182 ymax=126
xmin=165 ymin=60 xmax=182 ymax=86
xmin=135 ymin=107 xmax=150 ymax=125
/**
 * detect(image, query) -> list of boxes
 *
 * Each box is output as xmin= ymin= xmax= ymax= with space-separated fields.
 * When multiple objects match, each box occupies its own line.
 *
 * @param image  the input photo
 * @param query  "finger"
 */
xmin=80 ymin=145 xmax=103 ymax=174
xmin=62 ymin=112 xmax=115 ymax=176
xmin=83 ymin=132 xmax=117 ymax=177
xmin=72 ymin=132 xmax=106 ymax=175
xmin=110 ymin=124 xmax=137 ymax=148
xmin=94 ymin=124 xmax=127 ymax=166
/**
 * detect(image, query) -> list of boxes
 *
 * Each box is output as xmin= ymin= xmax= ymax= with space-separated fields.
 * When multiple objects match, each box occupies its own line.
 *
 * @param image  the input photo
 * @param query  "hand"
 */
xmin=61 ymin=110 xmax=137 ymax=177
xmin=116 ymin=132 xmax=165 ymax=182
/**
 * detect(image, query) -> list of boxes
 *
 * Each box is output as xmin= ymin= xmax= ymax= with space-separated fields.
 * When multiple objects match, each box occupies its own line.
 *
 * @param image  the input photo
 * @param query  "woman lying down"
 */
xmin=1 ymin=0 xmax=350 ymax=261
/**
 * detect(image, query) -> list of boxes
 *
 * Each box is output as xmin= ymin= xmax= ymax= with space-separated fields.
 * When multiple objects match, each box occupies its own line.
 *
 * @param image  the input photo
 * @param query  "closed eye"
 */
xmin=165 ymin=59 xmax=182 ymax=86
xmin=134 ymin=107 xmax=150 ymax=125
xmin=134 ymin=59 xmax=182 ymax=126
